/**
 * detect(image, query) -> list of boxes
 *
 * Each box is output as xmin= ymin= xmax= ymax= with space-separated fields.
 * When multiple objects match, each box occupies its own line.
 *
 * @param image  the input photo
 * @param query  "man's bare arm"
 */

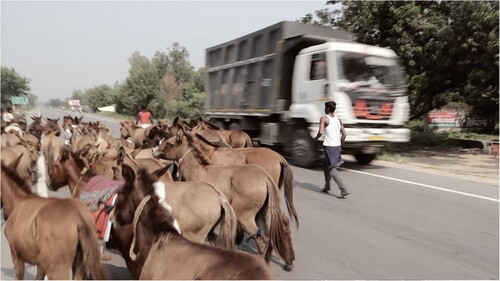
xmin=314 ymin=116 xmax=327 ymax=141
xmin=340 ymin=122 xmax=347 ymax=144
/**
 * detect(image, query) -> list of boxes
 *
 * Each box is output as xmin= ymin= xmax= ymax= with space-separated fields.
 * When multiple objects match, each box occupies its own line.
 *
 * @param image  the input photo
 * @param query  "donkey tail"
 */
xmin=255 ymin=165 xmax=295 ymax=268
xmin=77 ymin=222 xmax=107 ymax=280
xmin=205 ymin=182 xmax=237 ymax=250
xmin=279 ymin=158 xmax=299 ymax=228
xmin=266 ymin=174 xmax=296 ymax=270
xmin=244 ymin=133 xmax=253 ymax=147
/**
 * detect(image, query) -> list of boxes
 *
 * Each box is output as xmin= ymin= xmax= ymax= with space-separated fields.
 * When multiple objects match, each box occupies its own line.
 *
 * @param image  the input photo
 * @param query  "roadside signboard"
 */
xmin=426 ymin=111 xmax=459 ymax=128
xmin=11 ymin=96 xmax=28 ymax=105
xmin=68 ymin=99 xmax=81 ymax=106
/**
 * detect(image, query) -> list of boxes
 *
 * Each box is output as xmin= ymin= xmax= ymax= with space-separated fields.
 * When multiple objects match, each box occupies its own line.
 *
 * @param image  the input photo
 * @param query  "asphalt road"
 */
xmin=1 ymin=108 xmax=498 ymax=279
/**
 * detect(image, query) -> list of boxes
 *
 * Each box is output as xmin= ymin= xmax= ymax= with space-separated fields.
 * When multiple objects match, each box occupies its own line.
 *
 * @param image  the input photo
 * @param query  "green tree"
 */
xmin=192 ymin=67 xmax=206 ymax=92
xmin=152 ymin=42 xmax=195 ymax=84
xmin=167 ymin=82 xmax=205 ymax=119
xmin=71 ymin=89 xmax=84 ymax=100
xmin=153 ymin=43 xmax=203 ymax=119
xmin=46 ymin=98 xmax=63 ymax=108
xmin=303 ymin=1 xmax=498 ymax=131
xmin=82 ymin=84 xmax=114 ymax=109
xmin=116 ymin=52 xmax=165 ymax=117
xmin=1 ymin=67 xmax=31 ymax=111
xmin=27 ymin=93 xmax=38 ymax=107
xmin=300 ymin=8 xmax=335 ymax=26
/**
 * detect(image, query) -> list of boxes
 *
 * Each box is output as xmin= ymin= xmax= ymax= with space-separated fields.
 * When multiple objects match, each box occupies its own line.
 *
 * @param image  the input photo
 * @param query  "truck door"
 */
xmin=293 ymin=51 xmax=331 ymax=106
xmin=304 ymin=52 xmax=329 ymax=102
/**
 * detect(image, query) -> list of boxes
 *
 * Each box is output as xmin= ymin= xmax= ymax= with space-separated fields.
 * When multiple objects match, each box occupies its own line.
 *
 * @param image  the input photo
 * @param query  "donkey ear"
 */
xmin=122 ymin=164 xmax=136 ymax=184
xmin=147 ymin=126 xmax=158 ymax=139
xmin=79 ymin=144 xmax=91 ymax=157
xmin=176 ymin=128 xmax=184 ymax=142
xmin=117 ymin=147 xmax=126 ymax=162
xmin=9 ymin=153 xmax=24 ymax=170
xmin=153 ymin=163 xmax=172 ymax=179
xmin=61 ymin=147 xmax=70 ymax=160
xmin=188 ymin=119 xmax=197 ymax=128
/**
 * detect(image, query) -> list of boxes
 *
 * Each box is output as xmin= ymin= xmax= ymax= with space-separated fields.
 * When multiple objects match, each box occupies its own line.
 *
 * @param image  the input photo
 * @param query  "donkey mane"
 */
xmin=203 ymin=120 xmax=222 ymax=131
xmin=135 ymin=168 xmax=180 ymax=235
xmin=183 ymin=132 xmax=211 ymax=165
xmin=0 ymin=163 xmax=34 ymax=194
xmin=195 ymin=133 xmax=232 ymax=148
xmin=67 ymin=149 xmax=97 ymax=177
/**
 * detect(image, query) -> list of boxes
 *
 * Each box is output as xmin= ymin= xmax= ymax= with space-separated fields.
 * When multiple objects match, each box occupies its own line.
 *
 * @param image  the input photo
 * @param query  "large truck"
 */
xmin=204 ymin=21 xmax=410 ymax=167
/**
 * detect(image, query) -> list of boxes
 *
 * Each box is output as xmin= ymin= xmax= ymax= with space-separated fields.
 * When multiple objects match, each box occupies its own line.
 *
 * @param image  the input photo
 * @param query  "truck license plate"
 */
xmin=368 ymin=135 xmax=385 ymax=141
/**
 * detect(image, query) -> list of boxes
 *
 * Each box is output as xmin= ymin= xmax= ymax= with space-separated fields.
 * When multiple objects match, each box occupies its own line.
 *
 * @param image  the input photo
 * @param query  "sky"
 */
xmin=1 ymin=1 xmax=330 ymax=103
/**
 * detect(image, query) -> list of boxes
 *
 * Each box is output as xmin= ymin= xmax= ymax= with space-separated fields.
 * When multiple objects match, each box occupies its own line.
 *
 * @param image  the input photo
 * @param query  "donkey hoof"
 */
xmin=283 ymin=264 xmax=294 ymax=272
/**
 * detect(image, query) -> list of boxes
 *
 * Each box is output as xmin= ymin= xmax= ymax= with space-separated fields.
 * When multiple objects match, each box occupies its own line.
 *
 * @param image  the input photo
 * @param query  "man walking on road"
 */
xmin=314 ymin=101 xmax=349 ymax=198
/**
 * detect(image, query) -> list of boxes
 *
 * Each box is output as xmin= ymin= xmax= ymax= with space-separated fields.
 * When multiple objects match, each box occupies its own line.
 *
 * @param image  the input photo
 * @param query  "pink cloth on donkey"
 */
xmin=79 ymin=176 xmax=123 ymax=239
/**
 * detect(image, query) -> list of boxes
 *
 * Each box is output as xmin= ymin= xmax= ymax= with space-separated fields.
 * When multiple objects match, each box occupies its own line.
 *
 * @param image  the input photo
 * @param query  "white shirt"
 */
xmin=2 ymin=112 xmax=14 ymax=123
xmin=323 ymin=115 xmax=341 ymax=147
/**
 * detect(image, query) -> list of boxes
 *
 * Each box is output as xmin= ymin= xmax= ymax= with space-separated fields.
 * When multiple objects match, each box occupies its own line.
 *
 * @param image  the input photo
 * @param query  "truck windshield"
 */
xmin=336 ymin=51 xmax=407 ymax=89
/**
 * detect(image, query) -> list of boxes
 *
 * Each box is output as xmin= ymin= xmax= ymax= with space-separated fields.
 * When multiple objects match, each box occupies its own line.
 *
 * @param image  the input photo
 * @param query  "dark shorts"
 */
xmin=323 ymin=146 xmax=342 ymax=170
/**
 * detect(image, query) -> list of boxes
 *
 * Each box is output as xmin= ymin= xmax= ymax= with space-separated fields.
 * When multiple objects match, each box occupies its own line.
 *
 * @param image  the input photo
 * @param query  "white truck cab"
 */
xmin=290 ymin=41 xmax=410 ymax=164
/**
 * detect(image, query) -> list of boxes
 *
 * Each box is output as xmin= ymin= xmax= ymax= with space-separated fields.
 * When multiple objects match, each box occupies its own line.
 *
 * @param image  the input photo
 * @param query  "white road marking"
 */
xmin=342 ymin=168 xmax=499 ymax=202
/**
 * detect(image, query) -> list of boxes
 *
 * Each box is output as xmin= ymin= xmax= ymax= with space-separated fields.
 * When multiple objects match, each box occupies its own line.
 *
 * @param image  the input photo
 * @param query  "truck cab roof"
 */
xmin=299 ymin=41 xmax=398 ymax=58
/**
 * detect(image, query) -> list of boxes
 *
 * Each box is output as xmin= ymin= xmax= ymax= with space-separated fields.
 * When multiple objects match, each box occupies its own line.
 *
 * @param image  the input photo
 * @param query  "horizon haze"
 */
xmin=1 ymin=1 xmax=329 ymax=103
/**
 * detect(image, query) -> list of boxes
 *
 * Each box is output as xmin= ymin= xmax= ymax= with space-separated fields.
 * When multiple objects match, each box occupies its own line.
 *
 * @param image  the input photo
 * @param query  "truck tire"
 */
xmin=211 ymin=120 xmax=225 ymax=130
xmin=354 ymin=152 xmax=377 ymax=165
xmin=229 ymin=122 xmax=241 ymax=131
xmin=290 ymin=129 xmax=316 ymax=168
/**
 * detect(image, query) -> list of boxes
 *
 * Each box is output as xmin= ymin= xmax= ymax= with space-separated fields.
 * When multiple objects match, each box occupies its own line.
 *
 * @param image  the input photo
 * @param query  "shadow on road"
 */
xmin=303 ymin=157 xmax=388 ymax=173
xmin=294 ymin=180 xmax=349 ymax=199
xmin=103 ymin=263 xmax=134 ymax=280
xmin=237 ymin=239 xmax=291 ymax=274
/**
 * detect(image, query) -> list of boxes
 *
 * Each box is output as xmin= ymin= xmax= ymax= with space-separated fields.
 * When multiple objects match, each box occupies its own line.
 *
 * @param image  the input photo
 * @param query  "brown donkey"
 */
xmin=1 ymin=158 xmax=106 ymax=280
xmin=153 ymin=129 xmax=296 ymax=271
xmin=198 ymin=120 xmax=253 ymax=148
xmin=169 ymin=117 xmax=253 ymax=148
xmin=48 ymin=146 xmax=238 ymax=278
xmin=156 ymin=124 xmax=299 ymax=228
xmin=111 ymin=165 xmax=274 ymax=279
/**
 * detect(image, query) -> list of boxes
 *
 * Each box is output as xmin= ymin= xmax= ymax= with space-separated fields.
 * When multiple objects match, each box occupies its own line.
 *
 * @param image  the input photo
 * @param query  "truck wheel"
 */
xmin=290 ymin=129 xmax=316 ymax=168
xmin=229 ymin=122 xmax=241 ymax=131
xmin=354 ymin=152 xmax=377 ymax=165
xmin=211 ymin=120 xmax=225 ymax=130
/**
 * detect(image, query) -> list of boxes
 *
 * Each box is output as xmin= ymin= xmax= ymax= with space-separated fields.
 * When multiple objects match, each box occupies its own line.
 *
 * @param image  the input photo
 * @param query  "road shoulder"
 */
xmin=371 ymin=151 xmax=499 ymax=186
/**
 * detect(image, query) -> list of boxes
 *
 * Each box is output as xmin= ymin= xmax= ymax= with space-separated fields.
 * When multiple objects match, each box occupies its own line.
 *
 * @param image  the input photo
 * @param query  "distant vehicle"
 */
xmin=71 ymin=106 xmax=83 ymax=113
xmin=204 ymin=21 xmax=410 ymax=167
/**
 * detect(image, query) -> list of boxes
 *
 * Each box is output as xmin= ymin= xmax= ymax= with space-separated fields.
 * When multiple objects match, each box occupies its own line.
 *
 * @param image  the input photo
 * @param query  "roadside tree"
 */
xmin=302 ymin=1 xmax=498 ymax=132
xmin=1 ymin=67 xmax=30 ymax=111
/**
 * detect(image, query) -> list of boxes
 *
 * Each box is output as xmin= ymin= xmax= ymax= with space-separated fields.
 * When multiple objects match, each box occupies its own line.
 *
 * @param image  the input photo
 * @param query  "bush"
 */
xmin=409 ymin=131 xmax=458 ymax=149
xmin=406 ymin=119 xmax=425 ymax=132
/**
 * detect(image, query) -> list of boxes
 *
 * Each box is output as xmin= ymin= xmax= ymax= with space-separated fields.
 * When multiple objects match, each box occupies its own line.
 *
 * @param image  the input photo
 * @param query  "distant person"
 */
xmin=136 ymin=106 xmax=153 ymax=128
xmin=314 ymin=101 xmax=349 ymax=198
xmin=2 ymin=107 xmax=14 ymax=124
